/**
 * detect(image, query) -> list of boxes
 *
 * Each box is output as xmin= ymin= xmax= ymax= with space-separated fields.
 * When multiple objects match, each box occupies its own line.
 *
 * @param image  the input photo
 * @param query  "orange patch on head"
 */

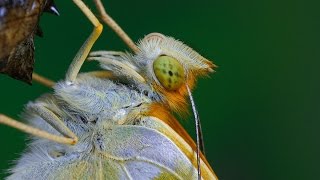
xmin=152 ymin=74 xmax=197 ymax=115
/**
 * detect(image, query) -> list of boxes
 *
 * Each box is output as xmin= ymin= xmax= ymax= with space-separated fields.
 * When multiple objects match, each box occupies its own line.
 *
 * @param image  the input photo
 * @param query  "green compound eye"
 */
xmin=153 ymin=56 xmax=185 ymax=91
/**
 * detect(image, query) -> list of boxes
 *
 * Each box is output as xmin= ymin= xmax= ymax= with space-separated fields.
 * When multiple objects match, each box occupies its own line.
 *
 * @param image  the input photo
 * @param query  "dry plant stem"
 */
xmin=32 ymin=73 xmax=55 ymax=88
xmin=93 ymin=0 xmax=139 ymax=53
xmin=0 ymin=114 xmax=76 ymax=145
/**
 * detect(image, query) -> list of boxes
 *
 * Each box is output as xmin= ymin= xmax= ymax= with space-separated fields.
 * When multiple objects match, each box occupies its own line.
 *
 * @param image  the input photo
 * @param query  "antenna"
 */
xmin=186 ymin=84 xmax=206 ymax=180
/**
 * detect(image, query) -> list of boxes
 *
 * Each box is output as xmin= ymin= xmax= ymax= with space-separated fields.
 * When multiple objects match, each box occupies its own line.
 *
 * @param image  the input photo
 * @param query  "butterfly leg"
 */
xmin=90 ymin=51 xmax=127 ymax=57
xmin=88 ymin=51 xmax=145 ymax=83
xmin=26 ymin=102 xmax=78 ymax=144
xmin=0 ymin=114 xmax=76 ymax=145
xmin=32 ymin=72 xmax=55 ymax=88
xmin=65 ymin=0 xmax=103 ymax=83
xmin=33 ymin=70 xmax=116 ymax=88
xmin=81 ymin=70 xmax=115 ymax=79
xmin=92 ymin=0 xmax=139 ymax=53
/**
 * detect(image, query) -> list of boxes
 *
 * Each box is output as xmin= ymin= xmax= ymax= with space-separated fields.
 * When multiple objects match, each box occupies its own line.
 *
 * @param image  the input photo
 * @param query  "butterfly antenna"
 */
xmin=186 ymin=84 xmax=203 ymax=180
xmin=198 ymin=115 xmax=206 ymax=155
xmin=186 ymin=84 xmax=206 ymax=154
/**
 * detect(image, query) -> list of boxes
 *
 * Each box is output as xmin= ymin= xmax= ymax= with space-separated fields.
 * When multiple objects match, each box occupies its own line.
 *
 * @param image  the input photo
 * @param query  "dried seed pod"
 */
xmin=0 ymin=0 xmax=59 ymax=84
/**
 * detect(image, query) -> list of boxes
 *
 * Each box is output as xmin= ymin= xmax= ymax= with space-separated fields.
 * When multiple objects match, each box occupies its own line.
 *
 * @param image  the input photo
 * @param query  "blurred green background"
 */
xmin=0 ymin=0 xmax=319 ymax=179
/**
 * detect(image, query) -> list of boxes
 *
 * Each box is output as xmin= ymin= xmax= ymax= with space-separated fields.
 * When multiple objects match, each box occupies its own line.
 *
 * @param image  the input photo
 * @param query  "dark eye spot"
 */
xmin=168 ymin=71 xmax=173 ymax=76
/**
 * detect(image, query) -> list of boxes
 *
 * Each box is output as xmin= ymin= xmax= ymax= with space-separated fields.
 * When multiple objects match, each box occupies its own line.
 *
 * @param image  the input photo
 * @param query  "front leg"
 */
xmin=88 ymin=51 xmax=145 ymax=83
xmin=65 ymin=0 xmax=103 ymax=83
xmin=27 ymin=102 xmax=78 ymax=144
xmin=0 ymin=112 xmax=77 ymax=145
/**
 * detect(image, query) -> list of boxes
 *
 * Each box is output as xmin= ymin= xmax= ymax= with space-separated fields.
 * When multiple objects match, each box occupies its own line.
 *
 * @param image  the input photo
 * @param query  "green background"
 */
xmin=0 ymin=0 xmax=319 ymax=179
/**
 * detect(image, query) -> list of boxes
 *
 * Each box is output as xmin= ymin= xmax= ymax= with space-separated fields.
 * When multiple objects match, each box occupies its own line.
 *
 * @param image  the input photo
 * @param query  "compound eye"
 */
xmin=153 ymin=56 xmax=185 ymax=91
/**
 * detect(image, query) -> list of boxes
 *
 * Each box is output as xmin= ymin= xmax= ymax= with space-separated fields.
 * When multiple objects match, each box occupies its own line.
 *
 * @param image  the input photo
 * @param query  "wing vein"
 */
xmin=99 ymin=152 xmax=183 ymax=179
xmin=120 ymin=163 xmax=133 ymax=180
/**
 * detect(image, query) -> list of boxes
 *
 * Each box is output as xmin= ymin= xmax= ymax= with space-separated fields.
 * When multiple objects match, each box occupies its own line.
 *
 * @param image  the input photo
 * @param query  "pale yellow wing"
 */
xmin=41 ymin=119 xmax=217 ymax=180
xmin=139 ymin=116 xmax=218 ymax=180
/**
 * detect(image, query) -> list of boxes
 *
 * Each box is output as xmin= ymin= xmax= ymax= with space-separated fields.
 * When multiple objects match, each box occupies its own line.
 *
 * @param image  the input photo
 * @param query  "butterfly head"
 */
xmin=134 ymin=33 xmax=216 ymax=113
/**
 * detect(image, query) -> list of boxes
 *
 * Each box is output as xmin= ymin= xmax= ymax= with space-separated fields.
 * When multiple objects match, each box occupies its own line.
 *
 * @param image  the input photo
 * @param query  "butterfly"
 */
xmin=0 ymin=0 xmax=59 ymax=84
xmin=0 ymin=0 xmax=217 ymax=179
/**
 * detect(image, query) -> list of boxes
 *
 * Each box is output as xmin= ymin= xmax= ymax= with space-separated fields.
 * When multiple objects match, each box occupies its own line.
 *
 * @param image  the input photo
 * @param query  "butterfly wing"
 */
xmin=8 ymin=118 xmax=216 ymax=179
xmin=137 ymin=116 xmax=218 ymax=180
xmin=47 ymin=121 xmax=215 ymax=179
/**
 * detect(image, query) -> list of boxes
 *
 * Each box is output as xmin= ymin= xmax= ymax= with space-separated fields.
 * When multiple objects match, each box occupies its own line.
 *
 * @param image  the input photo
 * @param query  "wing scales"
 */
xmin=136 ymin=117 xmax=218 ymax=180
xmin=8 ymin=120 xmax=213 ymax=179
xmin=96 ymin=125 xmax=193 ymax=179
